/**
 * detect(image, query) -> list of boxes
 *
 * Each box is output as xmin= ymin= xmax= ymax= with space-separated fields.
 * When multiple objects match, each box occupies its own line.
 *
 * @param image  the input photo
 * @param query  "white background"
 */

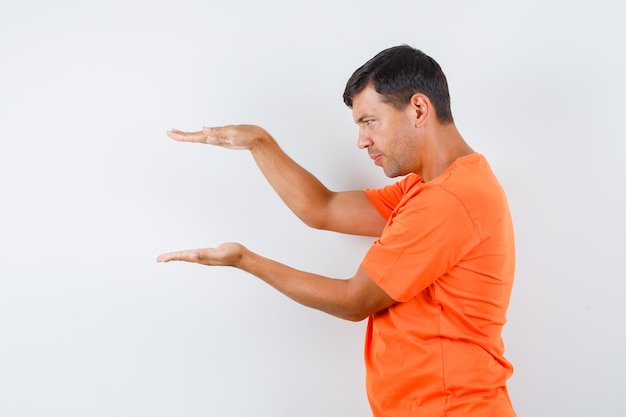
xmin=1 ymin=1 xmax=624 ymax=416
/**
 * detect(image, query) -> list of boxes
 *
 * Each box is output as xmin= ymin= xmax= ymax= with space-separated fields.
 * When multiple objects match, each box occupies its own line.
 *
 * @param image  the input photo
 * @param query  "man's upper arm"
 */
xmin=320 ymin=190 xmax=387 ymax=237
xmin=345 ymin=264 xmax=396 ymax=321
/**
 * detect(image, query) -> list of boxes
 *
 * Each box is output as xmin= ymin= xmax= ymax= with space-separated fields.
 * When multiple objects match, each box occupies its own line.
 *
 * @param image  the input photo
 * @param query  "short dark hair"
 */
xmin=343 ymin=45 xmax=454 ymax=124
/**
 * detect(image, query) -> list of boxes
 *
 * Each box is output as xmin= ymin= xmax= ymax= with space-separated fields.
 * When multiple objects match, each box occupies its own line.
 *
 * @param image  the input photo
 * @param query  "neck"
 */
xmin=418 ymin=123 xmax=474 ymax=182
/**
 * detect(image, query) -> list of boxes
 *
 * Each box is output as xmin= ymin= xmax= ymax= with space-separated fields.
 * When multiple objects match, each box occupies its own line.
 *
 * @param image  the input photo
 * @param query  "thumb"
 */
xmin=202 ymin=126 xmax=220 ymax=136
xmin=202 ymin=126 xmax=225 ymax=142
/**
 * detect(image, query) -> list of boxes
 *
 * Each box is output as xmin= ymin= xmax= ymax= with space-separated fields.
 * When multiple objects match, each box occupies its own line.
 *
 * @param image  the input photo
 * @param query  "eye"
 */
xmin=364 ymin=119 xmax=374 ymax=126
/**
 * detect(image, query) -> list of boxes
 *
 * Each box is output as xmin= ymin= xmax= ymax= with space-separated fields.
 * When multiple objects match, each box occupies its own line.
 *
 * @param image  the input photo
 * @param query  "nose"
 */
xmin=357 ymin=128 xmax=373 ymax=150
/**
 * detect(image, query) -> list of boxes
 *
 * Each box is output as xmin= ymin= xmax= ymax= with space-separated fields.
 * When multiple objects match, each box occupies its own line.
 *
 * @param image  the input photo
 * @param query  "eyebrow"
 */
xmin=355 ymin=113 xmax=375 ymax=123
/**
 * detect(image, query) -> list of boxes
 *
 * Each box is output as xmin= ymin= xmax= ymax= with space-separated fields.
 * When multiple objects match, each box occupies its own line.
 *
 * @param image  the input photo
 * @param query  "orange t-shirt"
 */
xmin=362 ymin=153 xmax=516 ymax=417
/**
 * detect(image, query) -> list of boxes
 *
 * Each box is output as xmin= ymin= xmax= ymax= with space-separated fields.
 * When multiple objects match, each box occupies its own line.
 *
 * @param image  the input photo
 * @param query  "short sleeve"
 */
xmin=362 ymin=187 xmax=481 ymax=302
xmin=365 ymin=174 xmax=422 ymax=220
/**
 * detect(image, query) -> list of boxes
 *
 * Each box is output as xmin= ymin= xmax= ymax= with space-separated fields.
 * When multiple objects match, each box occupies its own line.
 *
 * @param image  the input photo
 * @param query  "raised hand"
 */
xmin=156 ymin=242 xmax=246 ymax=267
xmin=166 ymin=125 xmax=272 ymax=151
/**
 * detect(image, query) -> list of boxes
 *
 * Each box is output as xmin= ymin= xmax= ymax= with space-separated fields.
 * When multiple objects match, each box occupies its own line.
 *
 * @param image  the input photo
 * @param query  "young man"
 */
xmin=157 ymin=45 xmax=517 ymax=417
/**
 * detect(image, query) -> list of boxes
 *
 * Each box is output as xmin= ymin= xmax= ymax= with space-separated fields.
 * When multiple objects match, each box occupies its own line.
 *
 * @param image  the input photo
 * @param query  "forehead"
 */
xmin=352 ymin=86 xmax=392 ymax=121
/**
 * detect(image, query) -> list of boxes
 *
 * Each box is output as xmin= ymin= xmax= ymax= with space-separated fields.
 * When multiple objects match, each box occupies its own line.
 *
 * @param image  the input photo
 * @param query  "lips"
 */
xmin=369 ymin=152 xmax=383 ymax=166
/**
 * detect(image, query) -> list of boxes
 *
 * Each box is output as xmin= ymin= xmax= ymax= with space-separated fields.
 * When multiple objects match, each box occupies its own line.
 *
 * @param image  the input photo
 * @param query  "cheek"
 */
xmin=390 ymin=132 xmax=418 ymax=167
xmin=392 ymin=126 xmax=414 ymax=152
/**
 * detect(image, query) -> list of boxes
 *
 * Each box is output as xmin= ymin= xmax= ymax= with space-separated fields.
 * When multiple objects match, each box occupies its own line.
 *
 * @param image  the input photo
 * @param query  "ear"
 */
xmin=408 ymin=93 xmax=431 ymax=128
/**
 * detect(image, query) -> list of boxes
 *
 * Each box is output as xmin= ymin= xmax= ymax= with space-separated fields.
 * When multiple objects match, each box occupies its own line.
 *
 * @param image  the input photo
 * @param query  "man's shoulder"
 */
xmin=435 ymin=153 xmax=502 ymax=196
xmin=402 ymin=153 xmax=508 ymax=217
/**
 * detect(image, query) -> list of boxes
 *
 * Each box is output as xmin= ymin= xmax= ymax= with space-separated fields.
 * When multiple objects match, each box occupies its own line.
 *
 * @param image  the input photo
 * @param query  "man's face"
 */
xmin=352 ymin=86 xmax=419 ymax=178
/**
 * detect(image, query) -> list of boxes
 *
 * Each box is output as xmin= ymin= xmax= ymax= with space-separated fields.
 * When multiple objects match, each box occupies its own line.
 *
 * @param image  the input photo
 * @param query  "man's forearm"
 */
xmin=250 ymin=136 xmax=334 ymax=229
xmin=235 ymin=246 xmax=367 ymax=322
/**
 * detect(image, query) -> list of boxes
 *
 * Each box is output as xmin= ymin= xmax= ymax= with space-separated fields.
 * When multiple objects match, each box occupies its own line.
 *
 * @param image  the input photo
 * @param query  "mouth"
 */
xmin=369 ymin=153 xmax=383 ymax=166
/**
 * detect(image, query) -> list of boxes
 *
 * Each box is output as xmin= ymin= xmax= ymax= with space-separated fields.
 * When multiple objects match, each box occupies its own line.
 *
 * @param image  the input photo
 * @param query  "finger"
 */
xmin=166 ymin=129 xmax=208 ymax=143
xmin=202 ymin=125 xmax=249 ymax=149
xmin=156 ymin=250 xmax=200 ymax=263
xmin=202 ymin=126 xmax=232 ymax=146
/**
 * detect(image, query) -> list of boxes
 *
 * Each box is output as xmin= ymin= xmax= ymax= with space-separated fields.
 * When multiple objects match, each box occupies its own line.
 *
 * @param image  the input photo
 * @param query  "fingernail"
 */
xmin=202 ymin=126 xmax=212 ymax=133
xmin=190 ymin=252 xmax=199 ymax=259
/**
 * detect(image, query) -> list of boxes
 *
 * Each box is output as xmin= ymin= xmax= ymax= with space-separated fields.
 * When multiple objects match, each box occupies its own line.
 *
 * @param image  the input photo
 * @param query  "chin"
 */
xmin=383 ymin=166 xmax=406 ymax=178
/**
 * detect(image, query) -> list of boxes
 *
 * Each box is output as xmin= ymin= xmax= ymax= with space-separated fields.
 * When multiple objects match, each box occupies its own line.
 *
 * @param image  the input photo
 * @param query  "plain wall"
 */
xmin=1 ymin=1 xmax=625 ymax=416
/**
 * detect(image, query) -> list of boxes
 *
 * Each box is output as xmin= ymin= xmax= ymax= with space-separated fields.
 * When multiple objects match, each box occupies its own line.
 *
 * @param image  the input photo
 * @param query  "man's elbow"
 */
xmin=299 ymin=214 xmax=330 ymax=231
xmin=343 ymin=312 xmax=370 ymax=322
xmin=337 ymin=303 xmax=378 ymax=322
